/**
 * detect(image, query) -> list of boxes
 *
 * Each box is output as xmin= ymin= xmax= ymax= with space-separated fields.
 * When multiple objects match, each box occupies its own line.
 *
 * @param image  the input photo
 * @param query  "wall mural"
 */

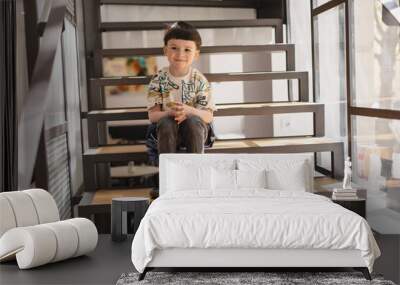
xmin=102 ymin=56 xmax=158 ymax=145
xmin=103 ymin=56 xmax=158 ymax=95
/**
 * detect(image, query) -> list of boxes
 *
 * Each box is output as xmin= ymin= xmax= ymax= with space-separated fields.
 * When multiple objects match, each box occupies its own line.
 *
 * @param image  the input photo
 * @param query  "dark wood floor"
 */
xmin=1 ymin=234 xmax=398 ymax=285
xmin=0 ymin=235 xmax=134 ymax=285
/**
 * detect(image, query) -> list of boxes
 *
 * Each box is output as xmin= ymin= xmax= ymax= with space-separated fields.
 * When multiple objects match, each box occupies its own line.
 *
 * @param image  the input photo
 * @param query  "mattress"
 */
xmin=131 ymin=190 xmax=380 ymax=273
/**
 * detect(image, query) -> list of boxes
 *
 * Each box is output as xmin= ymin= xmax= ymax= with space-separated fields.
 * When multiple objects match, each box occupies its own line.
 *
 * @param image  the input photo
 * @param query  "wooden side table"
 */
xmin=315 ymin=189 xmax=367 ymax=218
xmin=111 ymin=197 xmax=149 ymax=242
xmin=332 ymin=198 xmax=366 ymax=218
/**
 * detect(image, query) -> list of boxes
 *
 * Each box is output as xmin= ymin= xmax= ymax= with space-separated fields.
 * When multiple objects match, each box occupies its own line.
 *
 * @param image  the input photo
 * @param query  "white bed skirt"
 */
xmin=148 ymin=248 xmax=366 ymax=268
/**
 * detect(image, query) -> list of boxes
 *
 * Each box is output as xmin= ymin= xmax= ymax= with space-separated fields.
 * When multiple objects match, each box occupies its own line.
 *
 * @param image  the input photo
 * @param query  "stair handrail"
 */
xmin=380 ymin=0 xmax=400 ymax=25
xmin=18 ymin=0 xmax=67 ymax=189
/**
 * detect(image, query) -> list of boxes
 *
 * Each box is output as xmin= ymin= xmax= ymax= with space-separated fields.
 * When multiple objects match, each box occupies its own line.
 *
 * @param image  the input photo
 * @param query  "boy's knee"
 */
xmin=184 ymin=116 xmax=208 ymax=142
xmin=185 ymin=115 xmax=206 ymax=132
xmin=157 ymin=116 xmax=176 ymax=135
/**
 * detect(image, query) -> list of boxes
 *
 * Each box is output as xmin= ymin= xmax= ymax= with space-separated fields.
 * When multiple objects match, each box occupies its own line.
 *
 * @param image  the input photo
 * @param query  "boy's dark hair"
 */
xmin=163 ymin=21 xmax=202 ymax=49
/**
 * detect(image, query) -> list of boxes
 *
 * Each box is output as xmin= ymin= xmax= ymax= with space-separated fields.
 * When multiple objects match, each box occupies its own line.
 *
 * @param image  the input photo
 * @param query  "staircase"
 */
xmin=78 ymin=0 xmax=344 ymax=232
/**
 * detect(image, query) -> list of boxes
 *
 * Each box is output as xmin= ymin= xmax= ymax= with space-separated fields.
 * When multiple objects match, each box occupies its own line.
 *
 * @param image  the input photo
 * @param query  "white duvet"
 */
xmin=131 ymin=190 xmax=380 ymax=273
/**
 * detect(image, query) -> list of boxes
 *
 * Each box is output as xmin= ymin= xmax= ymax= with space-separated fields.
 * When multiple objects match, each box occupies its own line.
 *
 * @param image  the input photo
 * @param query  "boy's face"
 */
xmin=164 ymin=39 xmax=199 ymax=76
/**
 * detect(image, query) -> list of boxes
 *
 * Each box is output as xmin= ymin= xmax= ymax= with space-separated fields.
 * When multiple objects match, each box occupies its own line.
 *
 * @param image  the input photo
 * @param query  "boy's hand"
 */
xmin=174 ymin=113 xmax=187 ymax=124
xmin=172 ymin=102 xmax=192 ymax=124
xmin=166 ymin=102 xmax=179 ymax=118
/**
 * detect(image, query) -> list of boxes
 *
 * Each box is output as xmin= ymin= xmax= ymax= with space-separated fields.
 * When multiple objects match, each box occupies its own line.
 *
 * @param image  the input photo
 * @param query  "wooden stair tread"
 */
xmin=100 ymin=19 xmax=283 ymax=32
xmin=93 ymin=71 xmax=308 ymax=85
xmin=99 ymin=44 xmax=295 ymax=57
xmin=100 ymin=0 xmax=257 ymax=7
xmin=217 ymin=102 xmax=321 ymax=108
xmin=89 ymin=102 xmax=321 ymax=113
xmin=89 ymin=108 xmax=147 ymax=115
xmin=85 ymin=102 xmax=325 ymax=147
xmin=85 ymin=137 xmax=340 ymax=156
xmin=313 ymin=177 xmax=340 ymax=193
xmin=86 ymin=144 xmax=147 ymax=155
xmin=110 ymin=165 xmax=158 ymax=178
xmin=92 ymin=188 xmax=152 ymax=204
xmin=90 ymin=71 xmax=308 ymax=103
xmin=107 ymin=119 xmax=149 ymax=126
xmin=211 ymin=136 xmax=339 ymax=149
xmin=86 ymin=102 xmax=323 ymax=119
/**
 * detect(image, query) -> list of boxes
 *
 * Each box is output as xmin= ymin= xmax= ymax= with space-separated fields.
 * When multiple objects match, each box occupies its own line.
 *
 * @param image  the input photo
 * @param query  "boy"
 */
xmin=146 ymin=21 xmax=216 ymax=165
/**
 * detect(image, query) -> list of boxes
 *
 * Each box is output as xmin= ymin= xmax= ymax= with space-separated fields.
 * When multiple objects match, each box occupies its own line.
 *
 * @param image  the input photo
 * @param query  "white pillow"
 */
xmin=236 ymin=169 xmax=267 ymax=189
xmin=212 ymin=168 xmax=237 ymax=190
xmin=237 ymin=158 xmax=312 ymax=192
xmin=167 ymin=162 xmax=212 ymax=191
xmin=266 ymin=161 xmax=309 ymax=191
xmin=211 ymin=169 xmax=267 ymax=191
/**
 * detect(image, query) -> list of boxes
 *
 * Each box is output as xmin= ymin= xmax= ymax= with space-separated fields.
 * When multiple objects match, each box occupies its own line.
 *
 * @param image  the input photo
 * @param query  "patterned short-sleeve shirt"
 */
xmin=147 ymin=67 xmax=216 ymax=112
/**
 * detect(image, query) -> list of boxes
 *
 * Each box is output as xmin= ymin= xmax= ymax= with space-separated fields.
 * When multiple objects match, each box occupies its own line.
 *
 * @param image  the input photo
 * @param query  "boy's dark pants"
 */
xmin=157 ymin=115 xmax=208 ymax=154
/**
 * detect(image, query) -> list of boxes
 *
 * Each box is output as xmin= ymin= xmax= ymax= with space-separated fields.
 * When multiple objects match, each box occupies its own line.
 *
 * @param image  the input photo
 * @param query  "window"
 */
xmin=349 ymin=0 xmax=400 ymax=234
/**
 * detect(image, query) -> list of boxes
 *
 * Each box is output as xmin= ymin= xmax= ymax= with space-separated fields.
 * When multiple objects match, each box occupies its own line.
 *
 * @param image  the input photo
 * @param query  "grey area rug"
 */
xmin=116 ymin=271 xmax=396 ymax=285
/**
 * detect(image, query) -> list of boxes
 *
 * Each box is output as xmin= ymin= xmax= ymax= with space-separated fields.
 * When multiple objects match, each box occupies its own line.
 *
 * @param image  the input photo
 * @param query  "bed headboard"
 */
xmin=159 ymin=153 xmax=314 ymax=196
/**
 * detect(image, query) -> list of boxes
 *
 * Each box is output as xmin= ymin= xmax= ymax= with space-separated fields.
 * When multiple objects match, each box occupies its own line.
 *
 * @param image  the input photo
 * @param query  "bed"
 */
xmin=131 ymin=153 xmax=380 ymax=280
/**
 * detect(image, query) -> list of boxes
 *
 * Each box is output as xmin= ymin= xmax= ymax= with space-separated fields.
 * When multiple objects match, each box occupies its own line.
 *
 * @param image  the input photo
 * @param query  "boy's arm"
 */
xmin=190 ymin=107 xmax=213 ymax=124
xmin=181 ymin=72 xmax=214 ymax=124
xmin=148 ymin=71 xmax=174 ymax=123
xmin=148 ymin=104 xmax=175 ymax=123
xmin=174 ymin=104 xmax=213 ymax=124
